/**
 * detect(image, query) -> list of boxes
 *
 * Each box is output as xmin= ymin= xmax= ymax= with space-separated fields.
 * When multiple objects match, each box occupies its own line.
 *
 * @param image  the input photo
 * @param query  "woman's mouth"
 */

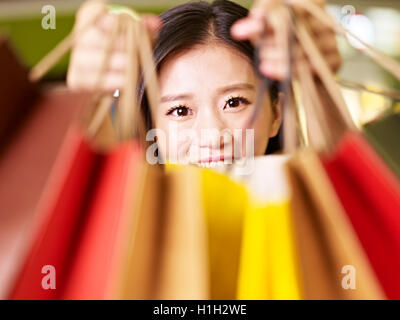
xmin=193 ymin=155 xmax=235 ymax=168
xmin=198 ymin=155 xmax=229 ymax=163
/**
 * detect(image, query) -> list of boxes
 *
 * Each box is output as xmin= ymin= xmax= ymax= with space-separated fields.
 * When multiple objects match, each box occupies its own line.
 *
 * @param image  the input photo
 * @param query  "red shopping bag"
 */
xmin=0 ymin=35 xmax=93 ymax=299
xmin=9 ymin=128 xmax=101 ymax=299
xmin=0 ymin=90 xmax=90 ymax=299
xmin=322 ymin=132 xmax=400 ymax=299
xmin=62 ymin=141 xmax=143 ymax=299
xmin=8 ymin=123 xmax=145 ymax=300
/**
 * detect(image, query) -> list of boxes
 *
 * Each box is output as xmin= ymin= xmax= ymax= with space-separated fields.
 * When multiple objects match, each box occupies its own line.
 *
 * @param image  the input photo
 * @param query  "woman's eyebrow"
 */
xmin=160 ymin=93 xmax=193 ymax=103
xmin=217 ymin=83 xmax=255 ymax=94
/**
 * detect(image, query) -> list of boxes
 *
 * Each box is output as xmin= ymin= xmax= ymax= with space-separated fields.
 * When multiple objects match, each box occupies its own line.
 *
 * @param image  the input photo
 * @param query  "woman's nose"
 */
xmin=194 ymin=106 xmax=227 ymax=149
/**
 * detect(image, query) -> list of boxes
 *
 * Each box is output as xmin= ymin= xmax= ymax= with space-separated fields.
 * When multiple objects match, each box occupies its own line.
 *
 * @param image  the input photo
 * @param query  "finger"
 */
xmin=77 ymin=15 xmax=160 ymax=50
xmin=300 ymin=0 xmax=326 ymax=9
xmin=310 ymin=0 xmax=326 ymax=7
xmin=71 ymin=49 xmax=127 ymax=72
xmin=314 ymin=31 xmax=338 ymax=52
xmin=231 ymin=0 xmax=283 ymax=41
xmin=75 ymin=26 xmax=127 ymax=51
xmin=231 ymin=15 xmax=264 ymax=40
xmin=96 ymin=12 xmax=120 ymax=33
xmin=102 ymin=72 xmax=126 ymax=90
xmin=288 ymin=0 xmax=309 ymax=17
xmin=75 ymin=0 xmax=108 ymax=30
xmin=288 ymin=0 xmax=326 ymax=16
xmin=269 ymin=8 xmax=291 ymax=77
xmin=259 ymin=60 xmax=288 ymax=80
xmin=251 ymin=0 xmax=283 ymax=15
xmin=261 ymin=36 xmax=278 ymax=48
xmin=306 ymin=15 xmax=333 ymax=35
xmin=259 ymin=45 xmax=285 ymax=61
xmin=67 ymin=68 xmax=125 ymax=92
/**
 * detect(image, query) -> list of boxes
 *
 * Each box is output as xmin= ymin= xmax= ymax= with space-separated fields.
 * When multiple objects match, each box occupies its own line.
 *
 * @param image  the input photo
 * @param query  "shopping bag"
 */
xmin=62 ymin=141 xmax=143 ymax=299
xmin=0 ymin=90 xmax=91 ymax=299
xmin=232 ymin=156 xmax=302 ymax=300
xmin=287 ymin=150 xmax=384 ymax=299
xmin=201 ymin=168 xmax=247 ymax=300
xmin=237 ymin=200 xmax=301 ymax=299
xmin=156 ymin=166 xmax=209 ymax=299
xmin=293 ymin=3 xmax=400 ymax=299
xmin=0 ymin=37 xmax=93 ymax=299
xmin=321 ymin=132 xmax=400 ymax=299
xmin=120 ymin=165 xmax=209 ymax=300
xmin=118 ymin=164 xmax=166 ymax=299
xmin=293 ymin=7 xmax=400 ymax=298
xmin=256 ymin=1 xmax=400 ymax=298
xmin=9 ymin=127 xmax=100 ymax=299
xmin=282 ymin=2 xmax=399 ymax=299
xmin=7 ymin=6 xmax=158 ymax=299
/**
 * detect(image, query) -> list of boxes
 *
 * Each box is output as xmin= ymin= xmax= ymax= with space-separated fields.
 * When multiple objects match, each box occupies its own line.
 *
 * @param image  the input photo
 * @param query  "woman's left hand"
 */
xmin=230 ymin=0 xmax=341 ymax=80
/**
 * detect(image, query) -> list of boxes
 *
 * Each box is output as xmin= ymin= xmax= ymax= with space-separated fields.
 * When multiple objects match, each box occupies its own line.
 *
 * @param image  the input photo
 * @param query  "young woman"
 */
xmin=68 ymin=0 xmax=340 ymax=166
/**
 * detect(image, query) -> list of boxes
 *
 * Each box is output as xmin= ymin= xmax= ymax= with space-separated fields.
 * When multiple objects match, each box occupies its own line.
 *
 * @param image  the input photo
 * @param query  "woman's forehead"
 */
xmin=158 ymin=44 xmax=256 ymax=95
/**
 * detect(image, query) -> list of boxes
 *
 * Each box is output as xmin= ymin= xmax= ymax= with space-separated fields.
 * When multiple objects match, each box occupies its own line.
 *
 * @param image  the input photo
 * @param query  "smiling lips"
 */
xmin=198 ymin=155 xmax=230 ymax=163
xmin=194 ymin=154 xmax=236 ymax=168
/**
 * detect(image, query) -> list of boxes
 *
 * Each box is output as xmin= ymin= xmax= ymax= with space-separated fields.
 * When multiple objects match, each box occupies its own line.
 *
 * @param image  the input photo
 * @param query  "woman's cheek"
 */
xmin=156 ymin=124 xmax=193 ymax=163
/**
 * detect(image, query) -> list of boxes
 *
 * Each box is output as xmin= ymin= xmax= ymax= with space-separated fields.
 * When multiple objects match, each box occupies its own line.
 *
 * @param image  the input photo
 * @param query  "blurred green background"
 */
xmin=0 ymin=0 xmax=179 ymax=79
xmin=1 ymin=0 xmax=399 ymax=123
xmin=1 ymin=0 xmax=399 ymax=80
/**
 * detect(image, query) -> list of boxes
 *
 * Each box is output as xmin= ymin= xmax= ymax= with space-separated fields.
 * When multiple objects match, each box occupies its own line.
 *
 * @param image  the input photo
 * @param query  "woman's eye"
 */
xmin=166 ymin=105 xmax=191 ymax=117
xmin=223 ymin=96 xmax=251 ymax=110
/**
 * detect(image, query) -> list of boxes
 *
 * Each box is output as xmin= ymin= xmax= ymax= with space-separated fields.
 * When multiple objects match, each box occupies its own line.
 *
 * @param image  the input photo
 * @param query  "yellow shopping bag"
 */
xmin=201 ymin=168 xmax=248 ymax=300
xmin=233 ymin=156 xmax=302 ymax=300
xmin=237 ymin=198 xmax=302 ymax=300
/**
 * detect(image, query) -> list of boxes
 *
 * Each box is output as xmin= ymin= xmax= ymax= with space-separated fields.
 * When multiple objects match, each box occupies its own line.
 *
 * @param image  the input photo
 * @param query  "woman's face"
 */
xmin=153 ymin=43 xmax=282 ymax=166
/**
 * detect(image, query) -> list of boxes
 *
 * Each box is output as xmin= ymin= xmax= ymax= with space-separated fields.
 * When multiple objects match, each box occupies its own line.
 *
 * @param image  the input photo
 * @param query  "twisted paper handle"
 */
xmin=29 ymin=0 xmax=160 ymax=142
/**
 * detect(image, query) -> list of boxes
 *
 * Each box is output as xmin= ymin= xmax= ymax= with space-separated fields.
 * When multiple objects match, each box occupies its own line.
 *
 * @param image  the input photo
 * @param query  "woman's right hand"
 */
xmin=67 ymin=0 xmax=161 ymax=92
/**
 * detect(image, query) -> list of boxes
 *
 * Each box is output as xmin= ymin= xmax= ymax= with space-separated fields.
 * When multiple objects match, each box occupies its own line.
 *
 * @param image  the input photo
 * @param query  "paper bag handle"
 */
xmin=291 ymin=0 xmax=400 ymax=81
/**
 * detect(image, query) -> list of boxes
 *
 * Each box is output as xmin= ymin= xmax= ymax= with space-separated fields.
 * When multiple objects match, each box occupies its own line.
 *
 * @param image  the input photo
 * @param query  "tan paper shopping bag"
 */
xmin=118 ymin=164 xmax=166 ymax=299
xmin=286 ymin=150 xmax=384 ymax=299
xmin=120 ymin=165 xmax=209 ymax=299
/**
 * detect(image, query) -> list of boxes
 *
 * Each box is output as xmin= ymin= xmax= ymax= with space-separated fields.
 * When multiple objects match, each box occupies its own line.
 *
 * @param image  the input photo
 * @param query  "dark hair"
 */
xmin=138 ymin=0 xmax=281 ymax=154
